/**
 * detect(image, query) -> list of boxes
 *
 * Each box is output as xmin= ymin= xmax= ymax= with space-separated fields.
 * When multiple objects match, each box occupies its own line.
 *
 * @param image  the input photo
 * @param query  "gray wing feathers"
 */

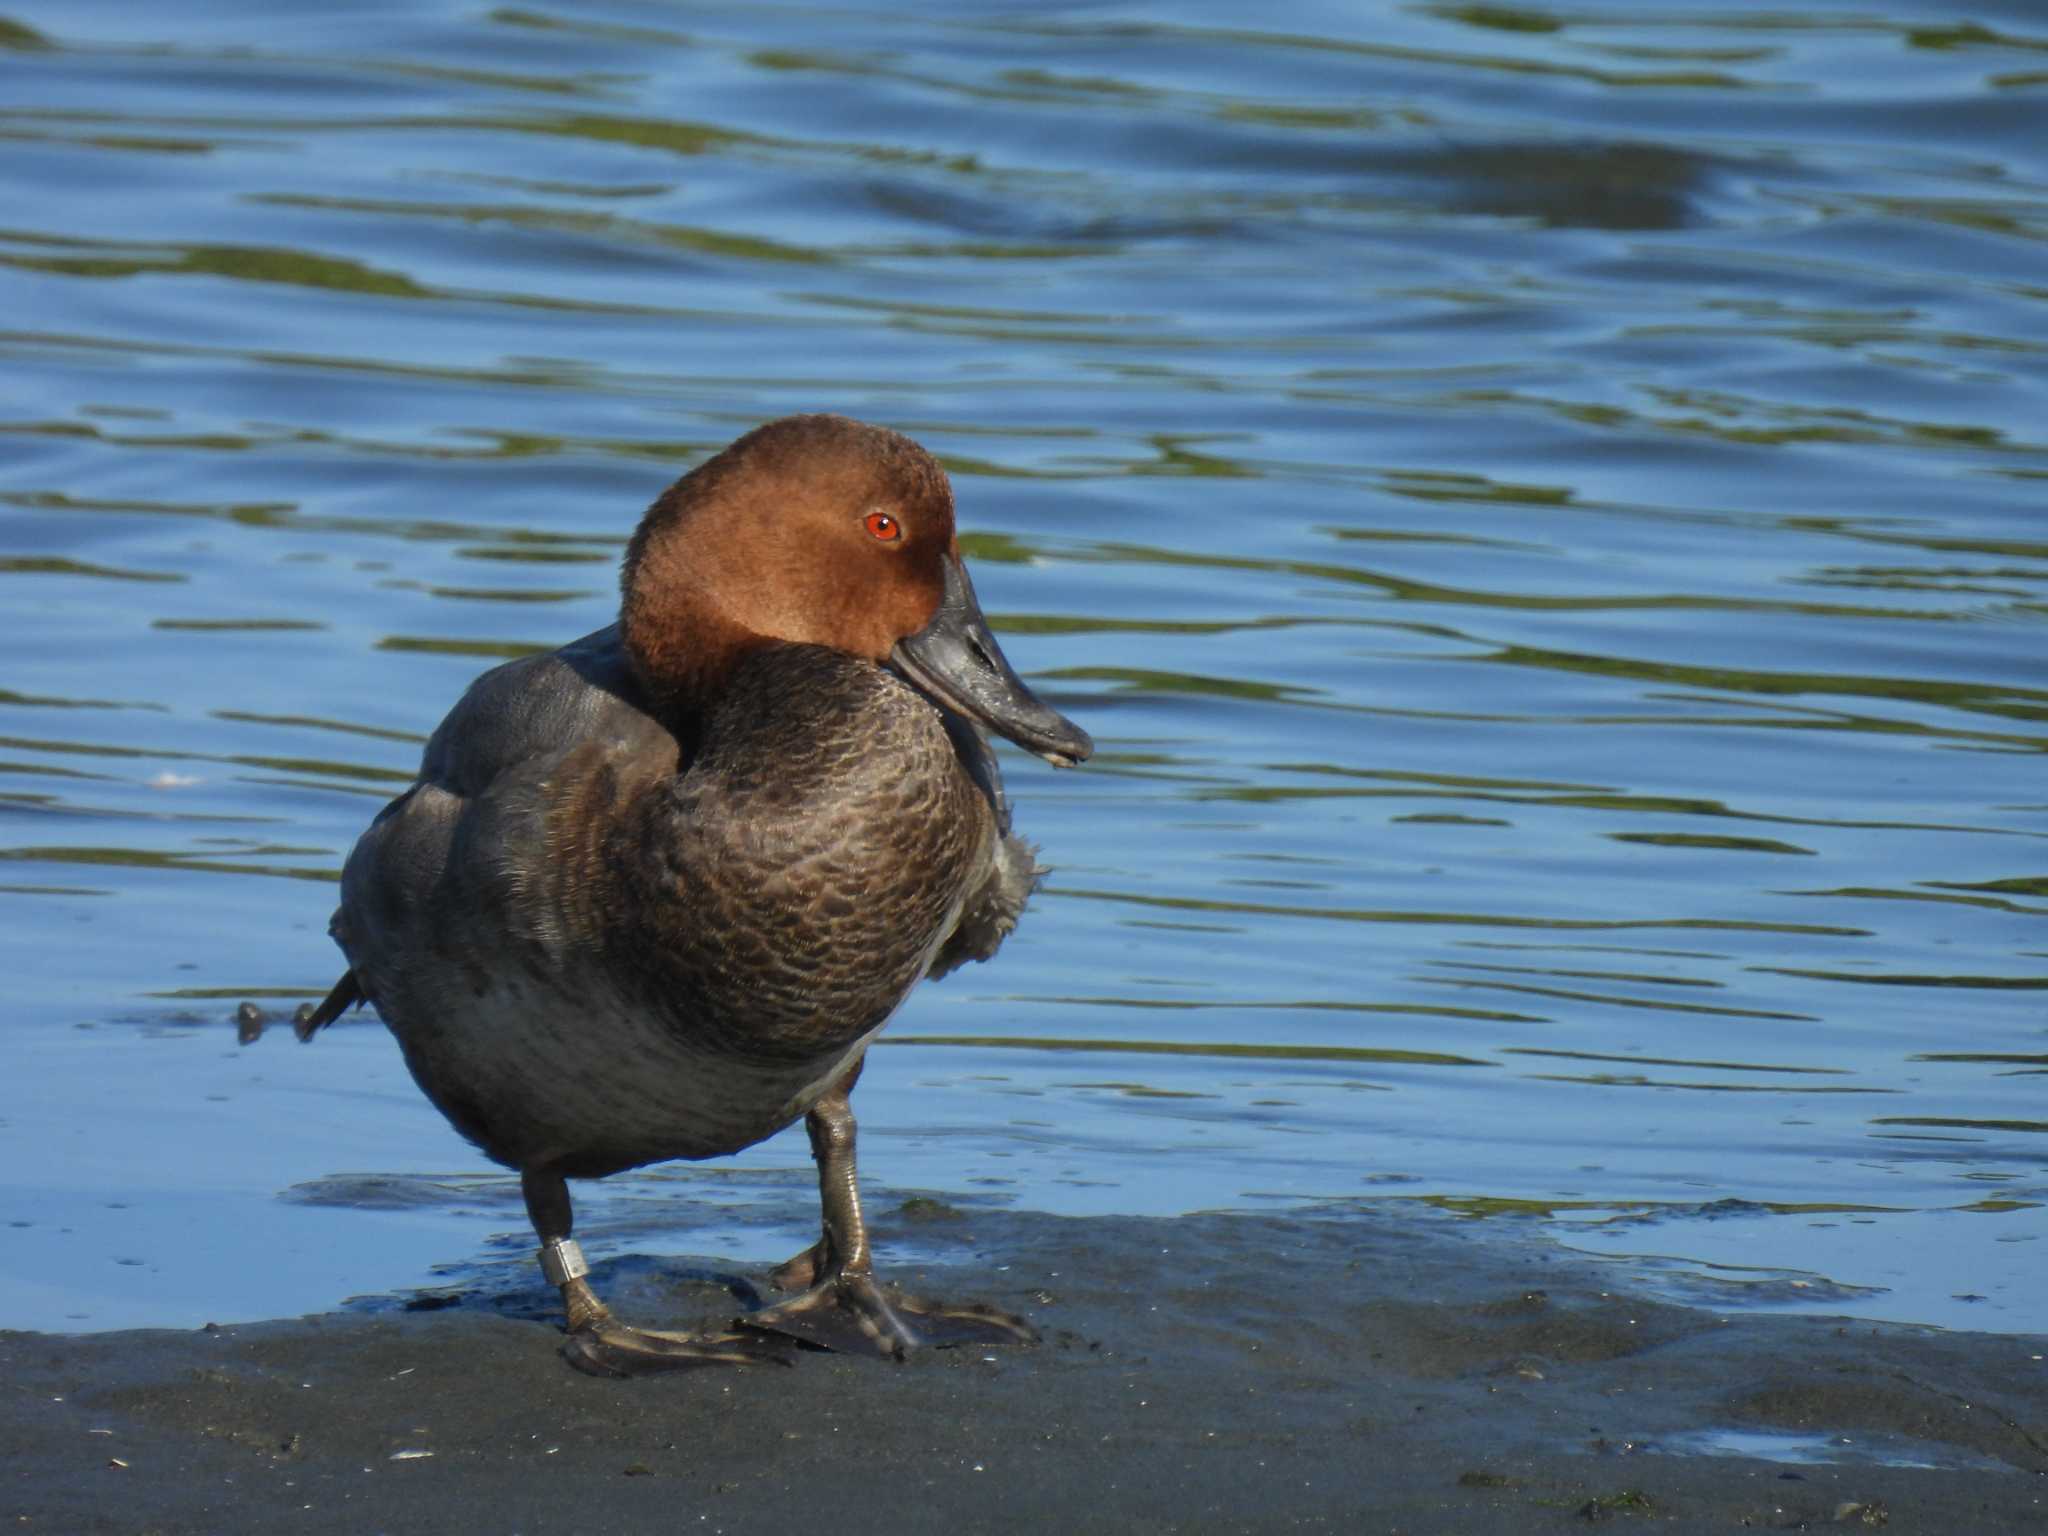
xmin=927 ymin=831 xmax=1041 ymax=979
xmin=420 ymin=626 xmax=647 ymax=796
xmin=329 ymin=627 xmax=654 ymax=1004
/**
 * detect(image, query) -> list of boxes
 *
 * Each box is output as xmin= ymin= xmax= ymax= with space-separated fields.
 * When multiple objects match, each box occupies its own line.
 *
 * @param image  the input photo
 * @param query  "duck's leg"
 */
xmin=520 ymin=1168 xmax=793 ymax=1378
xmin=762 ymin=1057 xmax=864 ymax=1297
xmin=744 ymin=1068 xmax=1037 ymax=1359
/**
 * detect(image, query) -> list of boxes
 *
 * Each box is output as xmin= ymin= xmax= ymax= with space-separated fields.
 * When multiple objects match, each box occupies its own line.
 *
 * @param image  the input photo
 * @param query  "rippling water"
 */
xmin=4 ymin=0 xmax=2045 ymax=1335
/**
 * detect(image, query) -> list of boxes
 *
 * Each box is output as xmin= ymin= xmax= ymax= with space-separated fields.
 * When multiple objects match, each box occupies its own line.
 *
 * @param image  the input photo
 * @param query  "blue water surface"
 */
xmin=1 ymin=0 xmax=2044 ymax=1334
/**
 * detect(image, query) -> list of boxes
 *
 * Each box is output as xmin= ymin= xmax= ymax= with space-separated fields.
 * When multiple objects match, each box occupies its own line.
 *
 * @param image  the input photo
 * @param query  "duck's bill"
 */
xmin=890 ymin=555 xmax=1093 ymax=768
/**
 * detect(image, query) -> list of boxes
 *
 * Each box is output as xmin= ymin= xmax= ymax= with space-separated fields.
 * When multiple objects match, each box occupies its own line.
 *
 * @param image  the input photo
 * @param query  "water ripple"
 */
xmin=2 ymin=0 xmax=2045 ymax=1336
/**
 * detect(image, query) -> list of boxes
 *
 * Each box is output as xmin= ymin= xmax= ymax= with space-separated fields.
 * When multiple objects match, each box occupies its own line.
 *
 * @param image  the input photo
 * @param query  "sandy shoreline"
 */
xmin=6 ymin=1205 xmax=2044 ymax=1532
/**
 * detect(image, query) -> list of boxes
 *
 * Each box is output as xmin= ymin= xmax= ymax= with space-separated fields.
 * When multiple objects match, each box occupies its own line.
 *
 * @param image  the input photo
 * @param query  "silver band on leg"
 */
xmin=537 ymin=1237 xmax=590 ymax=1287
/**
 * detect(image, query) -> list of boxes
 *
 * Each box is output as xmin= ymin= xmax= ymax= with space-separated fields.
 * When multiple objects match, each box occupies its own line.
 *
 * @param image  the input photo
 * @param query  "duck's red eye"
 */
xmin=864 ymin=511 xmax=901 ymax=541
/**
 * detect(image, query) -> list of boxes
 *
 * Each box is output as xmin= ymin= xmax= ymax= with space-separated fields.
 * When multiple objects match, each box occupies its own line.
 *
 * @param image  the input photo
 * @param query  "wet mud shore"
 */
xmin=6 ymin=1206 xmax=2043 ymax=1532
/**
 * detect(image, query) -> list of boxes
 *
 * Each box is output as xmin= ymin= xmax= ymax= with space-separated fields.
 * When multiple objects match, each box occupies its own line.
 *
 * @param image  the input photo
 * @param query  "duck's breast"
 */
xmin=604 ymin=644 xmax=1000 ymax=1057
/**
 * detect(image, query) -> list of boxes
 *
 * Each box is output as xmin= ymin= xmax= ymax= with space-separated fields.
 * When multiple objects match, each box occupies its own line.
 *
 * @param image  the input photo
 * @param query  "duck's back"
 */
xmin=329 ymin=626 xmax=1033 ymax=1178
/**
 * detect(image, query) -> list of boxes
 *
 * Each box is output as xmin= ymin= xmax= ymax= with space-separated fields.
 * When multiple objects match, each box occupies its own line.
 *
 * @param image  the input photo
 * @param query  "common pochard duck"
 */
xmin=300 ymin=414 xmax=1091 ymax=1375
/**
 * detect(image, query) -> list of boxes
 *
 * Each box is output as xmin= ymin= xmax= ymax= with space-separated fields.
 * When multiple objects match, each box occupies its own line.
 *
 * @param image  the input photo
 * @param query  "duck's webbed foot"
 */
xmin=741 ymin=1072 xmax=1037 ymax=1360
xmin=564 ymin=1315 xmax=794 ymax=1376
xmin=768 ymin=1234 xmax=831 ymax=1293
xmin=523 ymin=1175 xmax=794 ymax=1379
xmin=547 ymin=1246 xmax=795 ymax=1377
xmin=747 ymin=1265 xmax=1036 ymax=1360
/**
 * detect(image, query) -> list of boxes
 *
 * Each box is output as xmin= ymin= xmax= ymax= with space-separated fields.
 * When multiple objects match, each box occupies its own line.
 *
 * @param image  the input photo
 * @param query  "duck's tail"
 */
xmin=295 ymin=970 xmax=366 ymax=1041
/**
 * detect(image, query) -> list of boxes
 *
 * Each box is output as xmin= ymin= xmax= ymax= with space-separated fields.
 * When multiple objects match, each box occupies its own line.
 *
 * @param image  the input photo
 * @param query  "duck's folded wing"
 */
xmin=418 ymin=625 xmax=652 ymax=797
xmin=927 ymin=831 xmax=1041 ymax=979
xmin=320 ymin=625 xmax=671 ymax=1016
xmin=926 ymin=708 xmax=1040 ymax=978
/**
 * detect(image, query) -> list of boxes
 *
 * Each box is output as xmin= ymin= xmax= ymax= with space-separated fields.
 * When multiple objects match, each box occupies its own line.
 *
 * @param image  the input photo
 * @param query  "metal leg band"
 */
xmin=538 ymin=1237 xmax=590 ymax=1287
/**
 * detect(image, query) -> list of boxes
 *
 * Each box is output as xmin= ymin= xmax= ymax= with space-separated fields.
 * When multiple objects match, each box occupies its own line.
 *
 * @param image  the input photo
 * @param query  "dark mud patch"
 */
xmin=5 ymin=1207 xmax=2044 ymax=1534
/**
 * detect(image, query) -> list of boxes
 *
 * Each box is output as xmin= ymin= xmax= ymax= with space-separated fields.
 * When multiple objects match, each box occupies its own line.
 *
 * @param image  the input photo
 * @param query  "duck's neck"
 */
xmin=620 ymin=573 xmax=775 ymax=738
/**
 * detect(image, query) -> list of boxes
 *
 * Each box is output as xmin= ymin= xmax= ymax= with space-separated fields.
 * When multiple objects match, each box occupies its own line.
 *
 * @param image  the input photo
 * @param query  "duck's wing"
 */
xmin=926 ymin=711 xmax=1042 ymax=979
xmin=302 ymin=625 xmax=667 ymax=1034
xmin=418 ymin=625 xmax=653 ymax=794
